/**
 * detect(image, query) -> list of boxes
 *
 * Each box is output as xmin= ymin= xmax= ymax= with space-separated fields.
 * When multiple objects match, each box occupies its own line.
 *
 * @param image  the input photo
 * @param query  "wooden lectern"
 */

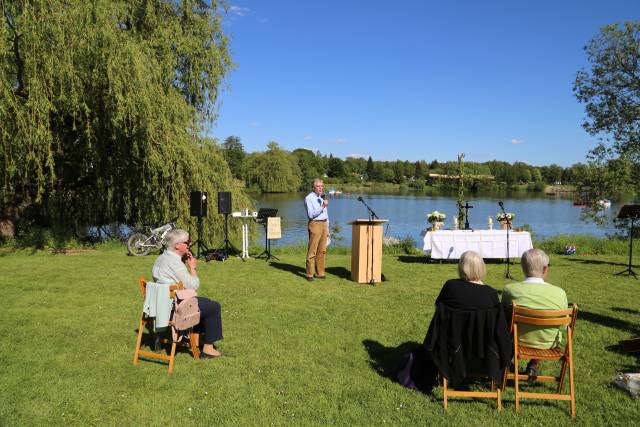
xmin=350 ymin=219 xmax=388 ymax=284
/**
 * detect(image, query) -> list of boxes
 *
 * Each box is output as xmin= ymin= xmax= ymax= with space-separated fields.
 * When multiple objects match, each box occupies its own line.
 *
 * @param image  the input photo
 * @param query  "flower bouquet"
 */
xmin=428 ymin=211 xmax=447 ymax=223
xmin=428 ymin=210 xmax=446 ymax=231
xmin=496 ymin=212 xmax=515 ymax=230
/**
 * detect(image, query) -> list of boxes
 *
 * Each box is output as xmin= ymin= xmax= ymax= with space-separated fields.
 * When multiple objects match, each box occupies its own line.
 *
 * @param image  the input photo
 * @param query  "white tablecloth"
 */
xmin=422 ymin=230 xmax=533 ymax=259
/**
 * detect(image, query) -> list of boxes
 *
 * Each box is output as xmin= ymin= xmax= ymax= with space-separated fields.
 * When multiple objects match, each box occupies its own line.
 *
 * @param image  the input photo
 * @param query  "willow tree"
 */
xmin=0 ymin=0 xmax=248 ymax=242
xmin=244 ymin=142 xmax=302 ymax=193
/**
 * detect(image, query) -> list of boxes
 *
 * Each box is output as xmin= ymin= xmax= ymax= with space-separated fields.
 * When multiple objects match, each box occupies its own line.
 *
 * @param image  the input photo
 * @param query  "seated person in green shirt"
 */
xmin=502 ymin=248 xmax=568 ymax=380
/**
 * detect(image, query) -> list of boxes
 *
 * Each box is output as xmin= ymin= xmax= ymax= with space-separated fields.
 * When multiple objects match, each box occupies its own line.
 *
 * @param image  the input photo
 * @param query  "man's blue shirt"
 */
xmin=304 ymin=191 xmax=328 ymax=221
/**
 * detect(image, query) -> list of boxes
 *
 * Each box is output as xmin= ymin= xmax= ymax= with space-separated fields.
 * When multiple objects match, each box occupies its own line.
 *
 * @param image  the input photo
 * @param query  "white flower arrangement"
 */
xmin=428 ymin=210 xmax=446 ymax=223
xmin=496 ymin=212 xmax=515 ymax=221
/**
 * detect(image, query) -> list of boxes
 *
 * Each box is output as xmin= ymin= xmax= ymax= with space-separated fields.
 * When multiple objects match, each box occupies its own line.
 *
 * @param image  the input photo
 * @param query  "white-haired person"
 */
xmin=152 ymin=229 xmax=223 ymax=358
xmin=434 ymin=250 xmax=500 ymax=309
xmin=502 ymin=248 xmax=568 ymax=380
xmin=409 ymin=251 xmax=511 ymax=393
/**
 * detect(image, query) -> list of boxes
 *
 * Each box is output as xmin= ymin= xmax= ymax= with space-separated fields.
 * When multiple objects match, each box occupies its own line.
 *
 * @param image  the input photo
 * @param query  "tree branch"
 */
xmin=4 ymin=6 xmax=27 ymax=98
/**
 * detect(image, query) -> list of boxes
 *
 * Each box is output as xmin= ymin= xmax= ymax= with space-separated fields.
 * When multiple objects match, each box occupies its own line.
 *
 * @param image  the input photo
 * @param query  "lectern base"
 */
xmin=350 ymin=219 xmax=387 ymax=284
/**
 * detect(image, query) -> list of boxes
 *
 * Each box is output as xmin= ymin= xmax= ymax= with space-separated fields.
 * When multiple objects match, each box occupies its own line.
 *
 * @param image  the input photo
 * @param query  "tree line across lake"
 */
xmin=221 ymin=137 xmax=629 ymax=194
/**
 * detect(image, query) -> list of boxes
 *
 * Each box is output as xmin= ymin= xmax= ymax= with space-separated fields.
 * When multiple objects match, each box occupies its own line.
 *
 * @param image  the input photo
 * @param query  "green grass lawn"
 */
xmin=1 ymin=246 xmax=638 ymax=425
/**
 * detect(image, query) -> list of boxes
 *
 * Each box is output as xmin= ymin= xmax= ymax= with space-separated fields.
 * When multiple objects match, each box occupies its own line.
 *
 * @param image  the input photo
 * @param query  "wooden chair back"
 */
xmin=138 ymin=276 xmax=183 ymax=298
xmin=511 ymin=305 xmax=577 ymax=329
xmin=133 ymin=276 xmax=200 ymax=374
xmin=505 ymin=302 xmax=579 ymax=418
xmin=435 ymin=304 xmax=507 ymax=412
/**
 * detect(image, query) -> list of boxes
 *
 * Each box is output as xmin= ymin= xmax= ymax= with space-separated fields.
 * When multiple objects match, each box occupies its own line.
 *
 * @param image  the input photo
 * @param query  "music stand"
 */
xmin=255 ymin=208 xmax=279 ymax=261
xmin=615 ymin=204 xmax=640 ymax=279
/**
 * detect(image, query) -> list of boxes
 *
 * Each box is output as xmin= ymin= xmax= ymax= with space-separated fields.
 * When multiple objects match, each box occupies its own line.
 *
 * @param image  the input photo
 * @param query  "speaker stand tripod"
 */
xmin=216 ymin=213 xmax=241 ymax=259
xmin=191 ymin=216 xmax=211 ymax=259
xmin=615 ymin=204 xmax=639 ymax=279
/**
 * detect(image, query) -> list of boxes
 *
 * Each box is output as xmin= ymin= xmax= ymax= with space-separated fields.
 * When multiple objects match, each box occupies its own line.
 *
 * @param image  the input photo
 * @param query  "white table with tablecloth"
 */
xmin=422 ymin=230 xmax=533 ymax=260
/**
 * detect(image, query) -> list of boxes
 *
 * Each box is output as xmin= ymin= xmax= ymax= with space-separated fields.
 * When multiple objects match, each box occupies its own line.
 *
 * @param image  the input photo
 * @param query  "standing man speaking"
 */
xmin=304 ymin=178 xmax=329 ymax=282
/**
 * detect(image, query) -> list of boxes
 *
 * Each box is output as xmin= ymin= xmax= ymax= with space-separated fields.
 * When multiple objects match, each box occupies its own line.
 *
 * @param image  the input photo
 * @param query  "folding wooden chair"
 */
xmin=133 ymin=276 xmax=200 ymax=374
xmin=504 ymin=303 xmax=578 ymax=418
xmin=442 ymin=372 xmax=503 ymax=411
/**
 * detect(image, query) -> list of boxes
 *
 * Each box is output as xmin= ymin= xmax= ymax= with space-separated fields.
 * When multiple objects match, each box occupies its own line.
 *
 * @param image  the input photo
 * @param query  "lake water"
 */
xmin=247 ymin=190 xmax=621 ymax=248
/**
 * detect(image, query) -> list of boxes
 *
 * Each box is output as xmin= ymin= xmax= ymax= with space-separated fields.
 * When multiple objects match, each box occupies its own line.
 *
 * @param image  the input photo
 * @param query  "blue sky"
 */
xmin=208 ymin=0 xmax=639 ymax=166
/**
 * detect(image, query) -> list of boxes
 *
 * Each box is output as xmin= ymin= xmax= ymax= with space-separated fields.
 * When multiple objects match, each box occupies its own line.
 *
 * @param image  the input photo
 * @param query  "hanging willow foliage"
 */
xmin=0 ymin=0 xmax=250 ymax=242
xmin=244 ymin=142 xmax=302 ymax=193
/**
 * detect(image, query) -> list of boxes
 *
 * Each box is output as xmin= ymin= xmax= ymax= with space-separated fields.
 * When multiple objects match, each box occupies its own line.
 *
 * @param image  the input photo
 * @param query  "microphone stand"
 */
xmin=358 ymin=197 xmax=380 ymax=285
xmin=499 ymin=202 xmax=514 ymax=279
xmin=358 ymin=197 xmax=379 ymax=220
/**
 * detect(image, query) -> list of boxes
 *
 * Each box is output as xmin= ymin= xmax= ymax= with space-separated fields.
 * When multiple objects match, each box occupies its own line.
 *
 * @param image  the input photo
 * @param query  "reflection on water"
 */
xmin=243 ymin=190 xmax=621 ymax=248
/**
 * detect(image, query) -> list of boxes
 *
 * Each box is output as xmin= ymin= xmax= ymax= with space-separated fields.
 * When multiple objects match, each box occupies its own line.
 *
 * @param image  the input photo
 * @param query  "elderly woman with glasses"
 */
xmin=152 ymin=228 xmax=223 ymax=358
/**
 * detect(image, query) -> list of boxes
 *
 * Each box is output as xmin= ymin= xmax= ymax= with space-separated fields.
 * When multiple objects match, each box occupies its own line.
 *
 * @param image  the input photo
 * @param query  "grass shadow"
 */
xmin=396 ymin=255 xmax=428 ymax=264
xmin=325 ymin=266 xmax=351 ymax=280
xmin=268 ymin=261 xmax=306 ymax=278
xmin=579 ymin=310 xmax=640 ymax=336
xmin=611 ymin=307 xmax=640 ymax=315
xmin=566 ymin=258 xmax=634 ymax=268
xmin=362 ymin=339 xmax=421 ymax=380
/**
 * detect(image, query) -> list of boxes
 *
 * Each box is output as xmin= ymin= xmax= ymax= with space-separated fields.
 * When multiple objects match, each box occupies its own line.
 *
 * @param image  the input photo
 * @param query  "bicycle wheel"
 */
xmin=127 ymin=233 xmax=152 ymax=256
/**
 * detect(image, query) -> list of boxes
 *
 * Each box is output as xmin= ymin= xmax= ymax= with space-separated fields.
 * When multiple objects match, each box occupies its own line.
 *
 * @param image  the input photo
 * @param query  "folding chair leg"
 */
xmin=168 ymin=342 xmax=177 ymax=374
xmin=568 ymin=331 xmax=575 ymax=419
xmin=514 ymin=355 xmax=520 ymax=411
xmin=189 ymin=331 xmax=201 ymax=359
xmin=443 ymin=377 xmax=448 ymax=411
xmin=557 ymin=357 xmax=568 ymax=393
xmin=133 ymin=317 xmax=146 ymax=366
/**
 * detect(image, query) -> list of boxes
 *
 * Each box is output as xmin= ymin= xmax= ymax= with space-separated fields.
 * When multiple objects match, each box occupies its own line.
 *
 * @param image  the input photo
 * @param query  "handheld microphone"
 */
xmin=499 ymin=201 xmax=504 ymax=208
xmin=321 ymin=194 xmax=326 ymax=200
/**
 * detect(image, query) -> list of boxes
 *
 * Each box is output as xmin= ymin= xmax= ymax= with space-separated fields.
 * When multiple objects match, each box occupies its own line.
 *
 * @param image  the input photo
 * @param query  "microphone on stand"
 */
xmin=498 ymin=200 xmax=513 ymax=279
xmin=357 ymin=196 xmax=363 ymax=202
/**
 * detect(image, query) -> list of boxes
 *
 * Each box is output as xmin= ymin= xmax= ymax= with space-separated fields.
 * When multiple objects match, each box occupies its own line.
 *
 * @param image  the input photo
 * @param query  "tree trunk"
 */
xmin=0 ymin=197 xmax=31 ymax=239
xmin=0 ymin=218 xmax=16 ymax=238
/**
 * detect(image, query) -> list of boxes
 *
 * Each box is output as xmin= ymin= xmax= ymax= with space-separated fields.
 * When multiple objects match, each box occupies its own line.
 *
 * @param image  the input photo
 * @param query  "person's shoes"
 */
xmin=314 ymin=275 xmax=326 ymax=279
xmin=306 ymin=276 xmax=314 ymax=282
xmin=200 ymin=351 xmax=221 ymax=359
xmin=525 ymin=360 xmax=540 ymax=382
xmin=200 ymin=347 xmax=222 ymax=359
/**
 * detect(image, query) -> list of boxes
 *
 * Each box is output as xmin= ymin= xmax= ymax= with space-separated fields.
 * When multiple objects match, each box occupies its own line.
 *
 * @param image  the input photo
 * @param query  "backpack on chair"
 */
xmin=171 ymin=289 xmax=200 ymax=342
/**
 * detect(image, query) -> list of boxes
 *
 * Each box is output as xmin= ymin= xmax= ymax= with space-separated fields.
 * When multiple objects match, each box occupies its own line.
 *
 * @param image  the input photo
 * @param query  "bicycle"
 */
xmin=127 ymin=219 xmax=178 ymax=256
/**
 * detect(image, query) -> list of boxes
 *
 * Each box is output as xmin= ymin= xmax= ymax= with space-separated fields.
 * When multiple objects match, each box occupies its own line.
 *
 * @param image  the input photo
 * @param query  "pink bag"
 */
xmin=171 ymin=289 xmax=200 ymax=341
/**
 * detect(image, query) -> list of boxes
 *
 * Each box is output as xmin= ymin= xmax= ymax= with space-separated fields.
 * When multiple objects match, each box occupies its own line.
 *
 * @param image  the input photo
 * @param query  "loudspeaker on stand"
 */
xmin=190 ymin=191 xmax=208 ymax=217
xmin=218 ymin=191 xmax=232 ymax=215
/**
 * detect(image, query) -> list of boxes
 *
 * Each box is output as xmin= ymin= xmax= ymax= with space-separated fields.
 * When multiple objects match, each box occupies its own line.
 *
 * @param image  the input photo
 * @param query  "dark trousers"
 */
xmin=194 ymin=297 xmax=223 ymax=345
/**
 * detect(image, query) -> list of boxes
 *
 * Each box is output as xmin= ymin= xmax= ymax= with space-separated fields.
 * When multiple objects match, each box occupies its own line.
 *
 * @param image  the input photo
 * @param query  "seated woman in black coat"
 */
xmin=397 ymin=251 xmax=511 ymax=392
xmin=436 ymin=249 xmax=499 ymax=309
